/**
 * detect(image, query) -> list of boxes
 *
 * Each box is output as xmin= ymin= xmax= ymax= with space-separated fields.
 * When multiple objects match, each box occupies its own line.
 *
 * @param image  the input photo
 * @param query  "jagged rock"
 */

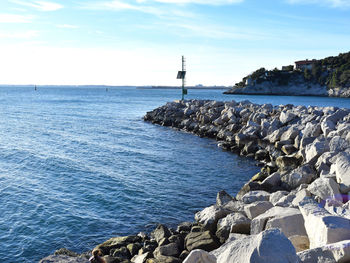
xmin=297 ymin=247 xmax=336 ymax=263
xmin=153 ymin=243 xmax=180 ymax=258
xmin=185 ymin=231 xmax=220 ymax=252
xmin=276 ymin=154 xmax=303 ymax=172
xmin=251 ymin=206 xmax=306 ymax=238
xmin=269 ymin=191 xmax=289 ymax=206
xmin=95 ymin=236 xmax=142 ymax=255
xmin=39 ymin=255 xmax=89 ymax=263
xmin=329 ymin=136 xmax=350 ymax=152
xmin=281 ymin=165 xmax=316 ymax=190
xmin=334 ymin=152 xmax=350 ymax=187
xmin=54 ymin=248 xmax=79 ymax=257
xmin=112 ymin=246 xmax=131 ymax=260
xmin=280 ymin=111 xmax=297 ymax=124
xmin=307 ymin=177 xmax=342 ymax=202
xmin=282 ymin=145 xmax=298 ymax=155
xmin=260 ymin=172 xmax=282 ymax=191
xmin=244 ymin=201 xmax=273 ymax=219
xmin=274 ymin=192 xmax=297 ymax=207
xmin=216 ymin=190 xmax=234 ymax=206
xmin=241 ymin=190 xmax=270 ymax=204
xmin=215 ymin=212 xmax=251 ymax=243
xmin=194 ymin=205 xmax=231 ymax=232
xmin=131 ymin=252 xmax=152 ymax=263
xmin=153 ymin=225 xmax=171 ymax=244
xmin=299 ymin=198 xmax=350 ymax=248
xmin=149 ymin=255 xmax=181 ymax=263
xmin=177 ymin=222 xmax=192 ymax=233
xmin=211 ymin=229 xmax=298 ymax=263
xmin=223 ymin=200 xmax=246 ymax=214
xmin=182 ymin=249 xmax=216 ymax=263
xmin=127 ymin=243 xmax=142 ymax=257
xmin=302 ymin=122 xmax=322 ymax=138
xmin=292 ymin=189 xmax=311 ymax=207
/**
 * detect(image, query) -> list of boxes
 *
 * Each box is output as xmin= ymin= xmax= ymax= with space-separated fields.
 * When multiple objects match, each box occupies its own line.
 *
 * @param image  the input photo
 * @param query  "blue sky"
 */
xmin=0 ymin=0 xmax=349 ymax=86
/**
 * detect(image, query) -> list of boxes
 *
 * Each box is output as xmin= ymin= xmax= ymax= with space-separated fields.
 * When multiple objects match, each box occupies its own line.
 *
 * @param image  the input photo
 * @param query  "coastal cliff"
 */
xmin=225 ymin=51 xmax=350 ymax=98
xmin=40 ymin=99 xmax=350 ymax=263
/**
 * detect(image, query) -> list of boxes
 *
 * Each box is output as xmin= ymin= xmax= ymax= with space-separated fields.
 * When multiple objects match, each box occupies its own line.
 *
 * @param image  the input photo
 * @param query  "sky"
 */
xmin=0 ymin=0 xmax=349 ymax=86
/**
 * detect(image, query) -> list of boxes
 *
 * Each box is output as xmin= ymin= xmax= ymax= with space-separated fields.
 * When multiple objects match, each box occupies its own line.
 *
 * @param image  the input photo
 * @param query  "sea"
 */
xmin=0 ymin=86 xmax=349 ymax=263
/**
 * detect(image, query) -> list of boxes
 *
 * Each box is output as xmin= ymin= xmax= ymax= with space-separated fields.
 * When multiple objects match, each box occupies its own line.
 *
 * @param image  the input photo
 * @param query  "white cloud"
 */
xmin=148 ymin=0 xmax=244 ymax=4
xmin=57 ymin=24 xmax=79 ymax=29
xmin=0 ymin=30 xmax=39 ymax=39
xmin=286 ymin=0 xmax=350 ymax=8
xmin=0 ymin=14 xmax=33 ymax=23
xmin=10 ymin=0 xmax=64 ymax=11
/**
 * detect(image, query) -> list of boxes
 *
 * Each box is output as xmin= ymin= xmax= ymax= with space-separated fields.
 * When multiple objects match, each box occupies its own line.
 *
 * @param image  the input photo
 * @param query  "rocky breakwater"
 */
xmin=40 ymin=99 xmax=350 ymax=263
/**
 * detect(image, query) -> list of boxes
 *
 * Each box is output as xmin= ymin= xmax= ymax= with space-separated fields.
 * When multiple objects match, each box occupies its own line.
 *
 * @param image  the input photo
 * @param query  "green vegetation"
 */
xmin=237 ymin=51 xmax=350 ymax=90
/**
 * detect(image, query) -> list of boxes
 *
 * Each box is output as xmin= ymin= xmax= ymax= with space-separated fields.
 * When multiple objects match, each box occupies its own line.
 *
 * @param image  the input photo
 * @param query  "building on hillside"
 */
xmin=295 ymin=59 xmax=317 ymax=70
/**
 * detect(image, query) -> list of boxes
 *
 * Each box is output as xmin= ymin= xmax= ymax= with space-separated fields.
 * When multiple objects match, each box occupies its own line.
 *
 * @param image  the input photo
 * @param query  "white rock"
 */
xmin=275 ymin=192 xmax=297 ymax=208
xmin=298 ymin=198 xmax=350 ymax=248
xmin=298 ymin=240 xmax=350 ymax=263
xmin=216 ymin=190 xmax=234 ymax=206
xmin=244 ymin=201 xmax=274 ymax=219
xmin=195 ymin=205 xmax=231 ymax=232
xmin=251 ymin=206 xmax=306 ymax=238
xmin=183 ymin=249 xmax=217 ymax=263
xmin=305 ymin=139 xmax=330 ymax=163
xmin=307 ymin=177 xmax=342 ymax=202
xmin=242 ymin=190 xmax=270 ymax=204
xmin=334 ymin=153 xmax=350 ymax=188
xmin=280 ymin=111 xmax=297 ymax=124
xmin=281 ymin=165 xmax=316 ymax=190
xmin=292 ymin=189 xmax=311 ymax=207
xmin=211 ymin=229 xmax=298 ymax=263
xmin=216 ymin=212 xmax=251 ymax=243
xmin=269 ymin=191 xmax=289 ymax=206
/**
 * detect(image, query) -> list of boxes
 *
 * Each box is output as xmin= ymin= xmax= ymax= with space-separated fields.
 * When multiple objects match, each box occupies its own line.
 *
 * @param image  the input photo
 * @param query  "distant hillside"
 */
xmin=225 ymin=51 xmax=350 ymax=97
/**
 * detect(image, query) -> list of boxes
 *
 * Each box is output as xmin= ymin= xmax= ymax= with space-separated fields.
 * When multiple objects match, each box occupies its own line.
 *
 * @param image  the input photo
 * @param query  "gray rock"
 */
xmin=244 ymin=201 xmax=274 ymax=219
xmin=185 ymin=231 xmax=220 ymax=252
xmin=305 ymin=139 xmax=330 ymax=164
xmin=211 ymin=229 xmax=298 ymax=263
xmin=334 ymin=152 xmax=350 ymax=188
xmin=307 ymin=177 xmax=342 ymax=202
xmin=269 ymin=191 xmax=289 ymax=206
xmin=281 ymin=165 xmax=316 ymax=190
xmin=194 ymin=205 xmax=231 ymax=232
xmin=182 ymin=249 xmax=216 ymax=263
xmin=280 ymin=111 xmax=297 ymax=124
xmin=241 ymin=190 xmax=270 ymax=204
xmin=154 ymin=243 xmax=180 ymax=258
xmin=153 ymin=225 xmax=172 ymax=244
xmin=216 ymin=190 xmax=234 ymax=206
xmin=39 ymin=255 xmax=89 ymax=263
xmin=297 ymin=247 xmax=336 ymax=263
xmin=216 ymin=212 xmax=251 ymax=243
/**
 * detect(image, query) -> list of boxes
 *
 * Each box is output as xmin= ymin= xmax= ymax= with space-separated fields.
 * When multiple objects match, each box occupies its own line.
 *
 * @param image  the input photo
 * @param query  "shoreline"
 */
xmin=40 ymin=99 xmax=350 ymax=263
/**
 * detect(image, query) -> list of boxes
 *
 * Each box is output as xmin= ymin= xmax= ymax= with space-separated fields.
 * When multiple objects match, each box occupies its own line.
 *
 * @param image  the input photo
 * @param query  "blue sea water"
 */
xmin=0 ymin=86 xmax=349 ymax=263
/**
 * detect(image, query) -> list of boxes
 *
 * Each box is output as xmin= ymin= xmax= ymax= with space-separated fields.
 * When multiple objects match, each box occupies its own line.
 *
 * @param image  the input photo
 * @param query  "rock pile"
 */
xmin=40 ymin=99 xmax=350 ymax=263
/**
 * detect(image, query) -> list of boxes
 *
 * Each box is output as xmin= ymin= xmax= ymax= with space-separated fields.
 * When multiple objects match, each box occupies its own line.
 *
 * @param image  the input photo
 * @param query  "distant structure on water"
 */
xmin=177 ymin=56 xmax=187 ymax=100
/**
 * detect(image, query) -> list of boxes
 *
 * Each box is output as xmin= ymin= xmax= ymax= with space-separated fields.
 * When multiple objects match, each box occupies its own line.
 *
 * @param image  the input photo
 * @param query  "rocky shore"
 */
xmin=41 ymin=99 xmax=350 ymax=263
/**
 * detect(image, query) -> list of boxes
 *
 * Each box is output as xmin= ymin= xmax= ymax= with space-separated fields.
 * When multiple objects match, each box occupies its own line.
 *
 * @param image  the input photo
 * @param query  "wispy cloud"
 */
xmin=141 ymin=0 xmax=244 ymax=4
xmin=81 ymin=0 xmax=196 ymax=17
xmin=10 ymin=0 xmax=64 ymax=11
xmin=0 ymin=30 xmax=39 ymax=39
xmin=286 ymin=0 xmax=350 ymax=8
xmin=57 ymin=24 xmax=79 ymax=29
xmin=0 ymin=14 xmax=34 ymax=23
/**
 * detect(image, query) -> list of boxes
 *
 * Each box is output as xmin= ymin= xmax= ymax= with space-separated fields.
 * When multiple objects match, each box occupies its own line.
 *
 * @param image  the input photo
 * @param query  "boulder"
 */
xmin=298 ymin=198 xmax=350 ymax=248
xmin=305 ymin=139 xmax=330 ymax=164
xmin=216 ymin=190 xmax=234 ymax=206
xmin=131 ymin=252 xmax=152 ymax=263
xmin=281 ymin=165 xmax=316 ymax=190
xmin=276 ymin=154 xmax=303 ymax=172
xmin=307 ymin=177 xmax=342 ymax=202
xmin=334 ymin=153 xmax=350 ymax=188
xmin=216 ymin=212 xmax=251 ymax=243
xmin=194 ymin=205 xmax=231 ymax=232
xmin=269 ymin=191 xmax=289 ymax=206
xmin=292 ymin=189 xmax=311 ymax=207
xmin=39 ymin=255 xmax=89 ymax=263
xmin=185 ymin=231 xmax=220 ymax=252
xmin=241 ymin=190 xmax=270 ymax=204
xmin=182 ymin=249 xmax=216 ymax=263
xmin=223 ymin=200 xmax=246 ymax=214
xmin=244 ymin=201 xmax=274 ymax=219
xmin=297 ymin=247 xmax=336 ymax=263
xmin=95 ymin=236 xmax=142 ymax=255
xmin=280 ymin=111 xmax=297 ymax=124
xmin=211 ymin=229 xmax=298 ymax=263
xmin=153 ymin=225 xmax=172 ymax=244
xmin=153 ymin=243 xmax=180 ymax=258
xmin=274 ymin=192 xmax=297 ymax=208
xmin=251 ymin=207 xmax=306 ymax=238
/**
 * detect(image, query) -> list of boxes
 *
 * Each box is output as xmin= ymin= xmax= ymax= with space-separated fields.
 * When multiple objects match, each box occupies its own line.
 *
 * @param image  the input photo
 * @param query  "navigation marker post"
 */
xmin=177 ymin=56 xmax=187 ymax=100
